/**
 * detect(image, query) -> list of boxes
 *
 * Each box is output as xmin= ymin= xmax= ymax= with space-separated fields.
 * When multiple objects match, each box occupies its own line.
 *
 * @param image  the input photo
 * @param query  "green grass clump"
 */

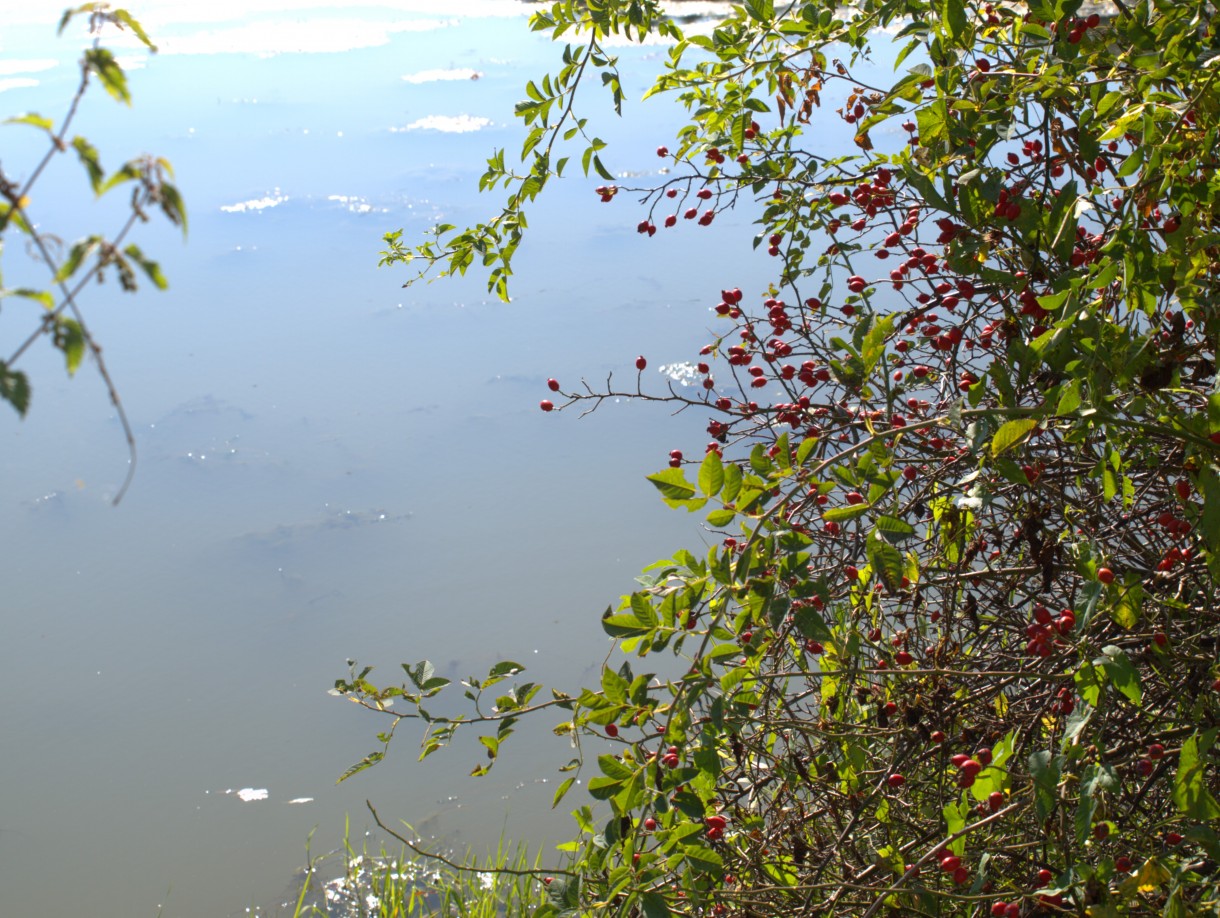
xmin=288 ymin=826 xmax=553 ymax=918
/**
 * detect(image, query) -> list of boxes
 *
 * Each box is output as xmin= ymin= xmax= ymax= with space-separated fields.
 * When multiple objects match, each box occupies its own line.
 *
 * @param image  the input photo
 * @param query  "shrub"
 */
xmin=349 ymin=0 xmax=1220 ymax=914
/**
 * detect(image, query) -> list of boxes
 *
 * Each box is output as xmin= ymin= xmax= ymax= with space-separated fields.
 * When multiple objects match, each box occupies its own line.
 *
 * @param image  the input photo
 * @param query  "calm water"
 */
xmin=0 ymin=2 xmax=858 ymax=914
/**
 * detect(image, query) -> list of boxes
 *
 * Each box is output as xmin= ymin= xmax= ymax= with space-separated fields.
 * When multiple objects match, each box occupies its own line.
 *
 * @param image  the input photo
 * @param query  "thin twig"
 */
xmin=366 ymin=800 xmax=577 ymax=880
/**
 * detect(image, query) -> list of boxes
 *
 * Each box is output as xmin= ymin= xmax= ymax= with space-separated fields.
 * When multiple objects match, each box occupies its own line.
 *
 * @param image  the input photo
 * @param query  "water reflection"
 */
xmin=0 ymin=2 xmax=834 ymax=915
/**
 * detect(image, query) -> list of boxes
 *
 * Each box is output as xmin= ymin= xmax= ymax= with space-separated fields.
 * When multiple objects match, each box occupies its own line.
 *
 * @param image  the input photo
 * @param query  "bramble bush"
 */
xmin=1 ymin=3 xmax=183 ymax=502
xmin=344 ymin=0 xmax=1220 ymax=914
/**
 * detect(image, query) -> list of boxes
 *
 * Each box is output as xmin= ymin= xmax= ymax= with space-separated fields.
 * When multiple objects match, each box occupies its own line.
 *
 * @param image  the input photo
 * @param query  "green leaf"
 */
xmin=1029 ymin=751 xmax=1062 ymax=822
xmin=2 ymin=288 xmax=54 ymax=309
xmin=1076 ymin=763 xmax=1118 ymax=845
xmin=705 ymin=508 xmax=736 ymax=527
xmin=683 ymin=844 xmax=723 ymax=872
xmin=337 ymin=750 xmax=384 ymax=783
xmin=601 ymin=666 xmax=629 ymax=705
xmin=72 ymin=136 xmax=104 ymax=193
xmin=1074 ymin=660 xmax=1105 ymax=707
xmin=85 ymin=48 xmax=131 ymax=104
xmin=942 ymin=797 xmax=969 ymax=855
xmin=699 ymin=450 xmax=725 ymax=497
xmin=0 ymin=362 xmax=31 ymax=417
xmin=941 ymin=0 xmax=968 ymax=40
xmin=722 ymin=462 xmax=743 ymax=503
xmin=159 ymin=181 xmax=188 ymax=235
xmin=647 ymin=468 xmax=697 ymax=501
xmin=111 ymin=8 xmax=157 ymax=50
xmin=795 ymin=436 xmax=817 ymax=467
xmin=990 ymin=418 xmax=1038 ymax=457
xmin=1109 ymin=574 xmax=1143 ymax=629
xmin=122 ymin=244 xmax=168 ymax=290
xmin=53 ymin=317 xmax=86 ymax=376
xmin=866 ymin=529 xmax=904 ymax=592
xmin=875 ymin=515 xmax=915 ymax=542
xmin=793 ymin=601 xmax=832 ymax=642
xmin=822 ymin=504 xmax=871 ymax=522
xmin=639 ymin=891 xmax=672 ymax=918
xmin=591 ymin=154 xmax=614 ymax=182
xmin=587 ymin=775 xmax=624 ymax=800
xmin=552 ymin=776 xmax=575 ymax=808
xmin=4 ymin=113 xmax=53 ymax=132
xmin=1173 ymin=730 xmax=1220 ymax=820
xmin=1056 ymin=379 xmax=1083 ymax=415
xmin=1098 ymin=646 xmax=1142 ymax=705
xmin=597 ymin=753 xmax=636 ymax=782
xmin=99 ymin=161 xmax=143 ymax=196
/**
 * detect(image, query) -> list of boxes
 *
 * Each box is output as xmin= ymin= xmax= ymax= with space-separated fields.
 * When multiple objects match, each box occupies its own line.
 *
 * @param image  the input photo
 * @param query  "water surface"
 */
xmin=0 ymin=2 xmax=854 ymax=914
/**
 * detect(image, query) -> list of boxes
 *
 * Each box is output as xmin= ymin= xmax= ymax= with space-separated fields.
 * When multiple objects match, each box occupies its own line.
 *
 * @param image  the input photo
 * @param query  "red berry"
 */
xmin=1166 ymin=831 xmax=1183 ymax=846
xmin=953 ymin=866 xmax=970 ymax=885
xmin=931 ymin=730 xmax=946 ymax=744
xmin=940 ymin=855 xmax=962 ymax=873
xmin=635 ymin=356 xmax=648 ymax=371
xmin=547 ymin=378 xmax=560 ymax=391
xmin=1176 ymin=478 xmax=1192 ymax=500
xmin=1116 ymin=856 xmax=1133 ymax=872
xmin=643 ymin=817 xmax=657 ymax=831
xmin=656 ymin=145 xmax=668 ymax=157
xmin=991 ymin=904 xmax=1008 ymax=917
xmin=1148 ymin=743 xmax=1165 ymax=760
xmin=540 ymin=400 xmax=555 ymax=412
xmin=988 ymin=791 xmax=1004 ymax=811
xmin=888 ymin=773 xmax=906 ymax=788
xmin=1097 ymin=566 xmax=1115 ymax=584
xmin=605 ymin=723 xmax=619 ymax=738
xmin=1037 ymin=868 xmax=1053 ymax=885
xmin=1153 ymin=631 xmax=1168 ymax=648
